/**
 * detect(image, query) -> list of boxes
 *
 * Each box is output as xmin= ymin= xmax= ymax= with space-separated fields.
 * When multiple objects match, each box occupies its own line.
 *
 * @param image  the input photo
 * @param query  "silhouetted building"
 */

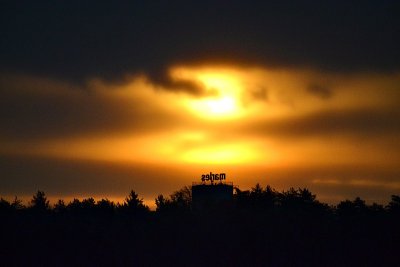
xmin=192 ymin=182 xmax=233 ymax=211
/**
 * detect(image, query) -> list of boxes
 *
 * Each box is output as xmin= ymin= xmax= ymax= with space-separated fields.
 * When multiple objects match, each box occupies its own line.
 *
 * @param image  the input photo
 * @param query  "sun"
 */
xmin=170 ymin=67 xmax=244 ymax=119
xmin=190 ymin=96 xmax=237 ymax=116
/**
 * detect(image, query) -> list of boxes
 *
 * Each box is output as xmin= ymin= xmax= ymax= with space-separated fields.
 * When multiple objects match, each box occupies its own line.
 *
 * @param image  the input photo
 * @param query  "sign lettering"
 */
xmin=201 ymin=172 xmax=226 ymax=182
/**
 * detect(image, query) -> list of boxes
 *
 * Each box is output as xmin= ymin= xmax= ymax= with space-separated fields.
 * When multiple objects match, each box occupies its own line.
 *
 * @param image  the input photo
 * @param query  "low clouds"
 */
xmin=1 ymin=67 xmax=399 ymax=170
xmin=0 ymin=74 xmax=191 ymax=141
xmin=242 ymin=107 xmax=400 ymax=139
xmin=1 ymin=154 xmax=399 ymax=205
xmin=2 ymin=67 xmax=400 ymax=144
xmin=307 ymin=84 xmax=333 ymax=99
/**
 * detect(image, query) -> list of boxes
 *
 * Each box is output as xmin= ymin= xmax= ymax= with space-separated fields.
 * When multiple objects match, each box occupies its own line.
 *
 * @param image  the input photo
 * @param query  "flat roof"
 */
xmin=192 ymin=181 xmax=233 ymax=186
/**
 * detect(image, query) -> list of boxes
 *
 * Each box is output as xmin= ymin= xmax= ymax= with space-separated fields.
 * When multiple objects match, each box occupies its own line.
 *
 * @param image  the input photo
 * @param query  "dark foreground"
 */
xmin=1 ymin=186 xmax=400 ymax=266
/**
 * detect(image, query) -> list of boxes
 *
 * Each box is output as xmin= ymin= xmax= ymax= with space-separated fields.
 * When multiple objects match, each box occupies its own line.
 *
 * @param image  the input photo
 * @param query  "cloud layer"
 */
xmin=1 ymin=67 xmax=399 ymax=168
xmin=1 ymin=1 xmax=399 ymax=89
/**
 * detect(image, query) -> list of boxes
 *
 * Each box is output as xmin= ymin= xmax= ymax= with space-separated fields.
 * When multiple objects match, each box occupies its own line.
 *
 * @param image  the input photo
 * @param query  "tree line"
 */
xmin=1 ymin=184 xmax=399 ymax=266
xmin=1 ymin=184 xmax=399 ymax=217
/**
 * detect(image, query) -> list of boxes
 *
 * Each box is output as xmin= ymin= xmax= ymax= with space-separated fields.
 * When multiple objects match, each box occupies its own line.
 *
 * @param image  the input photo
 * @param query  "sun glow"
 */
xmin=170 ymin=67 xmax=245 ymax=119
xmin=10 ymin=66 xmax=399 ymax=168
xmin=190 ymin=96 xmax=237 ymax=116
xmin=179 ymin=142 xmax=265 ymax=165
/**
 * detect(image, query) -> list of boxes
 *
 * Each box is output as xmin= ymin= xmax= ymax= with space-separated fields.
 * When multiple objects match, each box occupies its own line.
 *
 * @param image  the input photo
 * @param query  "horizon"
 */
xmin=2 ymin=175 xmax=398 ymax=210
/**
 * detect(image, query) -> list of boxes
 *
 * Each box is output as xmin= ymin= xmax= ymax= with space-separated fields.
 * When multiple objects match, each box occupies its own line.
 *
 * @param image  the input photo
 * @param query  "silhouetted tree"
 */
xmin=96 ymin=198 xmax=115 ymax=216
xmin=234 ymin=187 xmax=250 ymax=208
xmin=54 ymin=199 xmax=67 ymax=213
xmin=67 ymin=198 xmax=82 ymax=214
xmin=263 ymin=185 xmax=279 ymax=208
xmin=337 ymin=197 xmax=368 ymax=217
xmin=169 ymin=186 xmax=192 ymax=211
xmin=387 ymin=195 xmax=400 ymax=214
xmin=245 ymin=183 xmax=279 ymax=210
xmin=0 ymin=198 xmax=12 ymax=213
xmin=280 ymin=187 xmax=311 ymax=210
xmin=352 ymin=197 xmax=367 ymax=211
xmin=249 ymin=183 xmax=264 ymax=207
xmin=155 ymin=194 xmax=171 ymax=213
xmin=280 ymin=187 xmax=298 ymax=206
xmin=251 ymin=183 xmax=263 ymax=196
xmin=81 ymin=197 xmax=96 ymax=211
xmin=30 ymin=191 xmax=49 ymax=212
xmin=120 ymin=190 xmax=149 ymax=216
xmin=298 ymin=188 xmax=316 ymax=203
xmin=337 ymin=199 xmax=353 ymax=216
xmin=11 ymin=196 xmax=24 ymax=210
xmin=153 ymin=186 xmax=192 ymax=214
xmin=369 ymin=202 xmax=385 ymax=214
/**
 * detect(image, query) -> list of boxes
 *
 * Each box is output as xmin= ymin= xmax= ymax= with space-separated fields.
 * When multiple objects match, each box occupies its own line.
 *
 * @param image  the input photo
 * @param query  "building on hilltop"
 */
xmin=192 ymin=181 xmax=234 ymax=211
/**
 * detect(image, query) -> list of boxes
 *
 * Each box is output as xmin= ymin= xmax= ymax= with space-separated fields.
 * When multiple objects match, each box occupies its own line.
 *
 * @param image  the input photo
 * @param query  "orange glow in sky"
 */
xmin=2 ymin=66 xmax=399 ymax=168
xmin=1 ymin=65 xmax=400 ymax=205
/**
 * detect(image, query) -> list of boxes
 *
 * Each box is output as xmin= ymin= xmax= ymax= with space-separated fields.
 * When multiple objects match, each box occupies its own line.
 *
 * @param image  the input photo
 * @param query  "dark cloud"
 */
xmin=249 ymin=86 xmax=268 ymax=101
xmin=241 ymin=85 xmax=268 ymax=107
xmin=307 ymin=84 xmax=333 ymax=99
xmin=1 ymin=1 xmax=399 ymax=90
xmin=144 ymin=68 xmax=211 ymax=96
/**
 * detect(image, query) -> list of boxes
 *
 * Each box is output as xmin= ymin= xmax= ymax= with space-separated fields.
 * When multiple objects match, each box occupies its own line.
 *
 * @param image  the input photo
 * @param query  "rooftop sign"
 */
xmin=201 ymin=172 xmax=226 ymax=183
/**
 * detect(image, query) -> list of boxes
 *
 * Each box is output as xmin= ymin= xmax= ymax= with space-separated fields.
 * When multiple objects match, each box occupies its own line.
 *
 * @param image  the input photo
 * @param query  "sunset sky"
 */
xmin=1 ymin=2 xmax=399 ymax=206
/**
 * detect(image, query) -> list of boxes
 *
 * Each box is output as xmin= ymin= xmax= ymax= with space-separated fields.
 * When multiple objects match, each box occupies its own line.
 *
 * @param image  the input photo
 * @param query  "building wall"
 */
xmin=192 ymin=183 xmax=233 ymax=210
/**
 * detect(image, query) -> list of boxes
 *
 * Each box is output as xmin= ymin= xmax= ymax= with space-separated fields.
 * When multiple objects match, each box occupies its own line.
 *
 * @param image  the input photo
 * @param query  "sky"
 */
xmin=1 ymin=1 xmax=400 ymax=206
